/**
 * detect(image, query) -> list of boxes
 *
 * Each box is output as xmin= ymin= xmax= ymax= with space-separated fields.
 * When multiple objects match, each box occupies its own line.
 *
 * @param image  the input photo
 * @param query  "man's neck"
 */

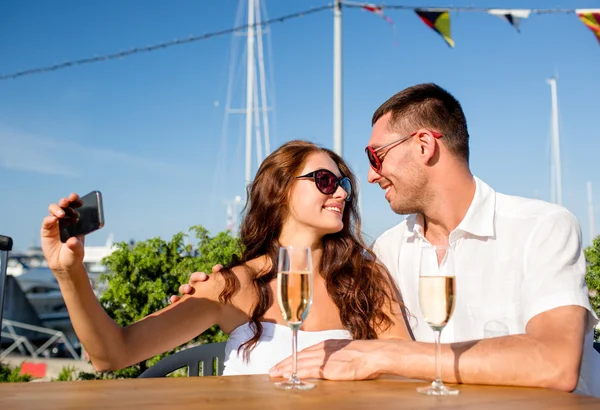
xmin=422 ymin=168 xmax=476 ymax=245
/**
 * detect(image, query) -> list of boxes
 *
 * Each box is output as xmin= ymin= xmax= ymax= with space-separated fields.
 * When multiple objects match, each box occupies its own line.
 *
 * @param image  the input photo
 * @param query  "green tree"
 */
xmin=584 ymin=236 xmax=600 ymax=341
xmin=85 ymin=225 xmax=240 ymax=378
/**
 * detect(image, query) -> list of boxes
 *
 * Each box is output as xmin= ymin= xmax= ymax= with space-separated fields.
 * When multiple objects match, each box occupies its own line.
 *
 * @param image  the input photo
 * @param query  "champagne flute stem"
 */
xmin=434 ymin=329 xmax=442 ymax=385
xmin=291 ymin=324 xmax=299 ymax=383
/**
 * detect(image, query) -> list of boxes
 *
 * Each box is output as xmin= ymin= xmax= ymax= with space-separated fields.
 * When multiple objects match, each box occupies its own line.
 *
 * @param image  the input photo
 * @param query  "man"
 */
xmin=175 ymin=83 xmax=599 ymax=396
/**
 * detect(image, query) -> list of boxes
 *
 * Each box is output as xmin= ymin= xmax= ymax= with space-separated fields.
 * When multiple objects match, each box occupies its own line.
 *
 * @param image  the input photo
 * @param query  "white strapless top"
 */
xmin=222 ymin=322 xmax=353 ymax=375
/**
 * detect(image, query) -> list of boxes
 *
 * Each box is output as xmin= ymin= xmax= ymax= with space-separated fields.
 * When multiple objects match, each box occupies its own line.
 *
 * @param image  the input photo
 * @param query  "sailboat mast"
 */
xmin=219 ymin=0 xmax=273 ymax=234
xmin=255 ymin=0 xmax=270 ymax=156
xmin=245 ymin=0 xmax=256 ymax=186
xmin=333 ymin=0 xmax=343 ymax=156
xmin=547 ymin=77 xmax=562 ymax=206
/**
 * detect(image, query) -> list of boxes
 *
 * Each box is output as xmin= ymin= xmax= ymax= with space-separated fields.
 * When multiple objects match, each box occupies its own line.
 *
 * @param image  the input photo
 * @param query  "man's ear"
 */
xmin=415 ymin=129 xmax=438 ymax=165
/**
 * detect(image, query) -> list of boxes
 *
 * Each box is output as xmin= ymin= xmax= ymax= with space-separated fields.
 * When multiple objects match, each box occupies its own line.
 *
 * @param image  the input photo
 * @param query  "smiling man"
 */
xmin=175 ymin=83 xmax=599 ymax=396
xmin=269 ymin=83 xmax=600 ymax=396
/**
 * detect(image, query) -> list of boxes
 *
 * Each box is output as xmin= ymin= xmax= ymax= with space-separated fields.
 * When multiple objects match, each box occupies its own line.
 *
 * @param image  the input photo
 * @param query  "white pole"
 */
xmin=588 ymin=181 xmax=596 ymax=244
xmin=255 ymin=0 xmax=271 ymax=156
xmin=253 ymin=71 xmax=263 ymax=165
xmin=333 ymin=0 xmax=343 ymax=156
xmin=550 ymin=153 xmax=556 ymax=204
xmin=547 ymin=77 xmax=562 ymax=206
xmin=234 ymin=195 xmax=242 ymax=236
xmin=548 ymin=114 xmax=556 ymax=204
xmin=224 ymin=195 xmax=244 ymax=236
xmin=245 ymin=0 xmax=256 ymax=186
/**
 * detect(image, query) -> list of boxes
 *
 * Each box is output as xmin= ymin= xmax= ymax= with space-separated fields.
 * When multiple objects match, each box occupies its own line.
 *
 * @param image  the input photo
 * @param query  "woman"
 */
xmin=40 ymin=140 xmax=410 ymax=375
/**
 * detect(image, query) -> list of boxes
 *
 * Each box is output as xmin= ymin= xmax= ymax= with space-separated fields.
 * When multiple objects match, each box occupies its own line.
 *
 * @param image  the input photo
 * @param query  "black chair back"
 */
xmin=138 ymin=342 xmax=227 ymax=378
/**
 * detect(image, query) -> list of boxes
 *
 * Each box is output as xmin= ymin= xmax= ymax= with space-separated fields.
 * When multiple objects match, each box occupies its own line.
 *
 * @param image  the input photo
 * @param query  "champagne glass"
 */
xmin=275 ymin=246 xmax=314 ymax=390
xmin=417 ymin=244 xmax=459 ymax=396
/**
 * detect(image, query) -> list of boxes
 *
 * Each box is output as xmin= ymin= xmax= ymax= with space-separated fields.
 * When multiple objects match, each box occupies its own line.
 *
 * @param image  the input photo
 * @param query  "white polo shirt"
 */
xmin=373 ymin=176 xmax=599 ymax=397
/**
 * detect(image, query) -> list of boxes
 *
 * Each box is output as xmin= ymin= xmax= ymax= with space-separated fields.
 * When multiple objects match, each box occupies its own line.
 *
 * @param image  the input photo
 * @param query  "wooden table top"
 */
xmin=1 ymin=375 xmax=599 ymax=409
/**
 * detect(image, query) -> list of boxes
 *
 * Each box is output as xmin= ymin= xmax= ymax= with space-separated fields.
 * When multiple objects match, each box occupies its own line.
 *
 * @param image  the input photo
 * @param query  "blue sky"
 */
xmin=1 ymin=0 xmax=599 ymax=252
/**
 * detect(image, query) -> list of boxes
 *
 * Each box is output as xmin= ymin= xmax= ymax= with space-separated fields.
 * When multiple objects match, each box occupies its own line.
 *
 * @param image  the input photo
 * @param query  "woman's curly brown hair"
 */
xmin=218 ymin=140 xmax=402 ymax=359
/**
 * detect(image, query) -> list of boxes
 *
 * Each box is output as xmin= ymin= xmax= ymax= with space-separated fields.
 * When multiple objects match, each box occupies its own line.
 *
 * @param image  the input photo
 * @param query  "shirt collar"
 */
xmin=405 ymin=176 xmax=496 ymax=239
xmin=454 ymin=176 xmax=496 ymax=238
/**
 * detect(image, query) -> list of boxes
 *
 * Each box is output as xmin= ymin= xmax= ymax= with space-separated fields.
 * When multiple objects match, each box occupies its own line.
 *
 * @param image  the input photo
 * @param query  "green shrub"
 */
xmin=81 ymin=226 xmax=240 ymax=378
xmin=0 ymin=362 xmax=33 ymax=383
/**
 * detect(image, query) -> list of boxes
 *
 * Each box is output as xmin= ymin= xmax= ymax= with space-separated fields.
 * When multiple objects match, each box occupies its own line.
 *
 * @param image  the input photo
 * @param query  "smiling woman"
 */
xmin=38 ymin=139 xmax=411 ymax=377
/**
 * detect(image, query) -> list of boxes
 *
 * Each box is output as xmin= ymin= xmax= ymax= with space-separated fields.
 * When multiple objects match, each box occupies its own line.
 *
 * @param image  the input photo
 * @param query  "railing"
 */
xmin=1 ymin=319 xmax=81 ymax=360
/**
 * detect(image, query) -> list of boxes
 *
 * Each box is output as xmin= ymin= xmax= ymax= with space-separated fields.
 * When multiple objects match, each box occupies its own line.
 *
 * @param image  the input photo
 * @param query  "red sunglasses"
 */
xmin=365 ymin=130 xmax=442 ymax=173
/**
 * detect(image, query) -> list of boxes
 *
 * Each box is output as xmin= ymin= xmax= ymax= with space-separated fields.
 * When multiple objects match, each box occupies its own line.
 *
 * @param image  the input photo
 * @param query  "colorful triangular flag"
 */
xmin=576 ymin=9 xmax=600 ymax=45
xmin=415 ymin=10 xmax=454 ymax=48
xmin=488 ymin=9 xmax=531 ymax=32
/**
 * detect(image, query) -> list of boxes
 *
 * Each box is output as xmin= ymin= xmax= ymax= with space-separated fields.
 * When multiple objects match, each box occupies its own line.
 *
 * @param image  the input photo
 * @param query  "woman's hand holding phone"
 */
xmin=41 ymin=193 xmax=86 ymax=276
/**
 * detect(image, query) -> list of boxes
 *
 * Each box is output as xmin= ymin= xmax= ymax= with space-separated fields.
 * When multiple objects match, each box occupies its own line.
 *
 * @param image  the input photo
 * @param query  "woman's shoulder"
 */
xmin=226 ymin=255 xmax=271 ymax=281
xmin=204 ymin=255 xmax=271 ymax=297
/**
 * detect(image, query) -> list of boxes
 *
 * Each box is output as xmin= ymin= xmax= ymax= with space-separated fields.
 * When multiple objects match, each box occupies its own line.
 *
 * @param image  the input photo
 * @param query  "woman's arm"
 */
xmin=42 ymin=193 xmax=234 ymax=372
xmin=56 ymin=264 xmax=226 ymax=371
xmin=40 ymin=194 xmax=235 ymax=371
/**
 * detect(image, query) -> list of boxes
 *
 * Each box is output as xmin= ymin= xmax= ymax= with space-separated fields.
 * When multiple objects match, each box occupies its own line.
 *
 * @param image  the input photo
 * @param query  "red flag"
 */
xmin=362 ymin=4 xmax=395 ymax=26
xmin=362 ymin=4 xmax=397 ymax=46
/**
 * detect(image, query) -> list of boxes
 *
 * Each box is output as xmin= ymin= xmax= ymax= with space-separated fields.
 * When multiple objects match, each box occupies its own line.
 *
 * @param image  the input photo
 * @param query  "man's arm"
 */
xmin=270 ymin=305 xmax=586 ymax=391
xmin=271 ymin=211 xmax=591 ymax=391
xmin=379 ymin=305 xmax=585 ymax=390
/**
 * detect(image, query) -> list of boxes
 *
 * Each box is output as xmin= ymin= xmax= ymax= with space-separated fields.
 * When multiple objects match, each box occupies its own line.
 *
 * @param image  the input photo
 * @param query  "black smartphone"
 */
xmin=59 ymin=190 xmax=105 ymax=243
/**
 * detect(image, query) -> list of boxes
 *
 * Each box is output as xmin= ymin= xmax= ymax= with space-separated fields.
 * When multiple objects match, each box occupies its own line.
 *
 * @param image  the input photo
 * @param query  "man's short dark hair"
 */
xmin=372 ymin=83 xmax=470 ymax=163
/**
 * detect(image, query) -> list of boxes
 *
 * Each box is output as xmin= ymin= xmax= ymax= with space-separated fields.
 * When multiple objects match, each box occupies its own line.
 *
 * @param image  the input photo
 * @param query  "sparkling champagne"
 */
xmin=277 ymin=271 xmax=312 ymax=325
xmin=419 ymin=276 xmax=456 ymax=331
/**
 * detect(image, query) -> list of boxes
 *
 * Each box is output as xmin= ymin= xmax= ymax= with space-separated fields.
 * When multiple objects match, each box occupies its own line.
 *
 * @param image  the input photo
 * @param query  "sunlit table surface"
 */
xmin=1 ymin=374 xmax=599 ymax=409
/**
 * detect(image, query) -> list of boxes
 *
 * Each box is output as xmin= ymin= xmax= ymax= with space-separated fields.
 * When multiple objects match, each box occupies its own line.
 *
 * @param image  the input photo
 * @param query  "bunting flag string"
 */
xmin=2 ymin=3 xmax=598 ymax=80
xmin=576 ymin=9 xmax=600 ymax=44
xmin=0 ymin=4 xmax=334 ymax=80
xmin=345 ymin=2 xmax=600 ymax=48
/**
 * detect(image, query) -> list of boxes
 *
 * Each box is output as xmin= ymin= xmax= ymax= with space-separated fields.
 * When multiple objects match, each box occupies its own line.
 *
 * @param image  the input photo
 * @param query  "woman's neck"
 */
xmin=278 ymin=223 xmax=324 ymax=253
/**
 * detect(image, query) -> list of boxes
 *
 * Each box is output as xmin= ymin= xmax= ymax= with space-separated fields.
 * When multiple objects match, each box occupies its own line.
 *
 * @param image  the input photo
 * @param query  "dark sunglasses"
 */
xmin=365 ymin=130 xmax=442 ymax=173
xmin=296 ymin=169 xmax=352 ymax=202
